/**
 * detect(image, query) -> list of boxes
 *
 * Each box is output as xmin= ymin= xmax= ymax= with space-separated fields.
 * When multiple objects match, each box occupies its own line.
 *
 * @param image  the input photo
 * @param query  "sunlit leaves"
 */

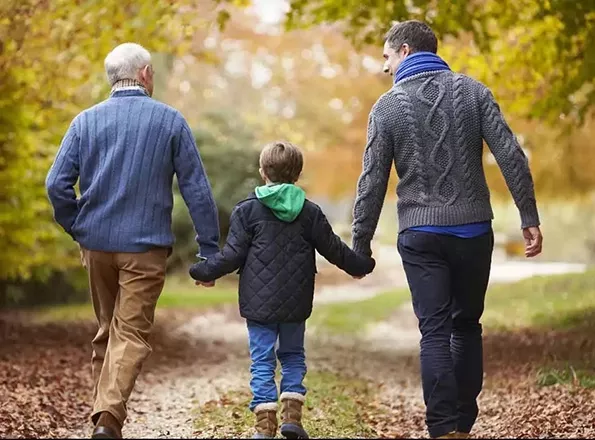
xmin=0 ymin=0 xmax=214 ymax=280
xmin=285 ymin=0 xmax=595 ymax=123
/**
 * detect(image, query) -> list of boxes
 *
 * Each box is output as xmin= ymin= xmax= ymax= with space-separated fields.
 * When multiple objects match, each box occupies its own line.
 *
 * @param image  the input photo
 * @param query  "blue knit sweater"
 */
xmin=46 ymin=88 xmax=220 ymax=256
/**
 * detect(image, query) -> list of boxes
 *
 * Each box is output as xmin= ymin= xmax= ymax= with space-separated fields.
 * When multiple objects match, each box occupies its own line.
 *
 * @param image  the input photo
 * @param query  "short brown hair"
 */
xmin=259 ymin=141 xmax=303 ymax=183
xmin=385 ymin=20 xmax=438 ymax=54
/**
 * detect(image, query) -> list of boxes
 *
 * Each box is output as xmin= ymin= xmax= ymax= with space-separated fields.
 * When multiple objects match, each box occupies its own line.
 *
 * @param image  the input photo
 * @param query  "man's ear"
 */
xmin=401 ymin=43 xmax=411 ymax=57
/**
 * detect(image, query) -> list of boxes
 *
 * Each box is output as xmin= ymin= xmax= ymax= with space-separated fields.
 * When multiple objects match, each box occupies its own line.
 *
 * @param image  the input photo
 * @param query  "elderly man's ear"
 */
xmin=138 ymin=64 xmax=154 ymax=96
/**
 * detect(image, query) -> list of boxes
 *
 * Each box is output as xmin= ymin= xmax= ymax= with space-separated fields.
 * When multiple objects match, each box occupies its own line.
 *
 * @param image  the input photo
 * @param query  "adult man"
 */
xmin=46 ymin=43 xmax=220 ymax=438
xmin=351 ymin=20 xmax=543 ymax=439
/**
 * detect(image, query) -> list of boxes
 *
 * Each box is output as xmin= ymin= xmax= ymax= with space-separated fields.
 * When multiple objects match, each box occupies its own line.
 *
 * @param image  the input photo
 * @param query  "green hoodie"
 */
xmin=255 ymin=183 xmax=306 ymax=222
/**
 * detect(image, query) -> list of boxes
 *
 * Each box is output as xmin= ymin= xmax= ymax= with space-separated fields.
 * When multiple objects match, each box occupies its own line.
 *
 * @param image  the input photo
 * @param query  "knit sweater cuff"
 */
xmin=199 ymin=243 xmax=220 ymax=258
xmin=352 ymin=238 xmax=372 ymax=257
xmin=519 ymin=202 xmax=540 ymax=229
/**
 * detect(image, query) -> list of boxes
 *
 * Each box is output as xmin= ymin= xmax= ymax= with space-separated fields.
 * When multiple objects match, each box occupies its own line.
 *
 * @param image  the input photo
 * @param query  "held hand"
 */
xmin=351 ymin=255 xmax=375 ymax=280
xmin=522 ymin=226 xmax=543 ymax=258
xmin=195 ymin=280 xmax=216 ymax=288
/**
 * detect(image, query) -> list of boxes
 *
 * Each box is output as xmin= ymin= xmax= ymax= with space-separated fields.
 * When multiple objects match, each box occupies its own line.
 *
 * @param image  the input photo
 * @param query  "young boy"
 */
xmin=189 ymin=141 xmax=375 ymax=439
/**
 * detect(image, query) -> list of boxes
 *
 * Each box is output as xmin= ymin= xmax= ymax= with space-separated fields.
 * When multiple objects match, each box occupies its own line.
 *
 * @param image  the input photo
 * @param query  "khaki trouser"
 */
xmin=80 ymin=247 xmax=169 ymax=426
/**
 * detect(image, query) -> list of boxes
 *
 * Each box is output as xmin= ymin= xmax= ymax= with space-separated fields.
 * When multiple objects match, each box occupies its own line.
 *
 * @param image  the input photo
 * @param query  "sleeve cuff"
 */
xmin=519 ymin=203 xmax=540 ymax=229
xmin=198 ymin=242 xmax=220 ymax=258
xmin=352 ymin=239 xmax=372 ymax=257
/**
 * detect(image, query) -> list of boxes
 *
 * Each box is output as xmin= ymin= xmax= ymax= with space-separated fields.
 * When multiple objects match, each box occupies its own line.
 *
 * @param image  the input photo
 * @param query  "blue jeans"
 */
xmin=246 ymin=320 xmax=307 ymax=411
xmin=397 ymin=230 xmax=493 ymax=438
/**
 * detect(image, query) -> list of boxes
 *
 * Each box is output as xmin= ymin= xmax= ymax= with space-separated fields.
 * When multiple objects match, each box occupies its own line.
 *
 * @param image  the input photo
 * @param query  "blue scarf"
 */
xmin=394 ymin=51 xmax=450 ymax=84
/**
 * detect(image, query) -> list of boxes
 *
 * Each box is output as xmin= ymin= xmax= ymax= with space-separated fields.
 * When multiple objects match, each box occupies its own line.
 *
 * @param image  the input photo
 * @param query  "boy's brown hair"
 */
xmin=259 ymin=141 xmax=303 ymax=184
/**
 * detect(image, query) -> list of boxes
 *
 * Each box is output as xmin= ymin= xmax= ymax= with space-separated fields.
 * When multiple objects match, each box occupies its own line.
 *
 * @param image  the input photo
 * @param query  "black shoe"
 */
xmin=91 ymin=412 xmax=122 ymax=439
xmin=92 ymin=425 xmax=121 ymax=439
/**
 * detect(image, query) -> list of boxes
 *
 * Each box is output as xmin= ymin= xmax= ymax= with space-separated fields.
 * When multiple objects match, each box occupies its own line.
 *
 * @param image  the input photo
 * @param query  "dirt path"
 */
xmin=60 ymin=253 xmax=406 ymax=439
xmin=57 ymin=251 xmax=590 ymax=439
xmin=59 ymin=308 xmax=252 ymax=439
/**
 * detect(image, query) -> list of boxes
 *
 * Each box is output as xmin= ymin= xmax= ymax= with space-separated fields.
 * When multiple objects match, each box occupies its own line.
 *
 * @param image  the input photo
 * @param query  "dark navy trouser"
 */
xmin=397 ymin=229 xmax=493 ymax=438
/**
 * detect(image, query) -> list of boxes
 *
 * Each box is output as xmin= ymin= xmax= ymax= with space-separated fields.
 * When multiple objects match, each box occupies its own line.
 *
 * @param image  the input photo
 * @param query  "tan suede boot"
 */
xmin=280 ymin=392 xmax=309 ymax=439
xmin=253 ymin=402 xmax=278 ymax=439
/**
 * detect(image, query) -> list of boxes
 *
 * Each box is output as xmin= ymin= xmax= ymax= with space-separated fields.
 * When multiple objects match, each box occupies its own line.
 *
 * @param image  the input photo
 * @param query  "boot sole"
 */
xmin=92 ymin=426 xmax=122 ymax=439
xmin=281 ymin=423 xmax=309 ymax=439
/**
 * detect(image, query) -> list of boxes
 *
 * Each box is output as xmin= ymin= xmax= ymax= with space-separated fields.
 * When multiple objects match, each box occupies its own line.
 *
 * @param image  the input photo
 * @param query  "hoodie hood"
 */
xmin=255 ymin=183 xmax=306 ymax=222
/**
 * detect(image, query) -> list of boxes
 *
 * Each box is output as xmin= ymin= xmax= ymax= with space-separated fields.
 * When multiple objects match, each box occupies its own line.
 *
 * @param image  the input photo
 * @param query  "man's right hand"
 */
xmin=195 ymin=280 xmax=216 ymax=288
xmin=522 ymin=226 xmax=543 ymax=258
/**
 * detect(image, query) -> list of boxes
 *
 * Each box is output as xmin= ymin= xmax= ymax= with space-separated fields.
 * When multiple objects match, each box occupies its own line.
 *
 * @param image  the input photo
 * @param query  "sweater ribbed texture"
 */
xmin=352 ymin=71 xmax=540 ymax=255
xmin=46 ymin=89 xmax=220 ymax=255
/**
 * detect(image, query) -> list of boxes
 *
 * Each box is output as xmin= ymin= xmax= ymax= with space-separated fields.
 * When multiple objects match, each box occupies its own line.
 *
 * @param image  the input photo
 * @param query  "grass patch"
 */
xmin=310 ymin=289 xmax=410 ymax=334
xmin=32 ymin=274 xmax=238 ymax=323
xmin=483 ymin=270 xmax=595 ymax=390
xmin=309 ymin=269 xmax=595 ymax=335
xmin=157 ymin=275 xmax=237 ymax=308
xmin=536 ymin=366 xmax=595 ymax=389
xmin=33 ymin=302 xmax=94 ymax=322
xmin=193 ymin=371 xmax=374 ymax=438
xmin=483 ymin=269 xmax=595 ymax=330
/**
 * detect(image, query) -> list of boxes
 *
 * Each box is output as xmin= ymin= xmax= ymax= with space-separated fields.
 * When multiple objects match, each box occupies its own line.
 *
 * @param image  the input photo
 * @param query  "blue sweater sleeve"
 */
xmin=174 ymin=118 xmax=221 ymax=257
xmin=189 ymin=206 xmax=251 ymax=281
xmin=46 ymin=120 xmax=80 ymax=236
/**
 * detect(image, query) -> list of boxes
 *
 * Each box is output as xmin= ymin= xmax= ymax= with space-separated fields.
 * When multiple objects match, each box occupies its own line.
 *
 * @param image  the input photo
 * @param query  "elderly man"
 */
xmin=351 ymin=21 xmax=543 ymax=439
xmin=46 ymin=43 xmax=220 ymax=438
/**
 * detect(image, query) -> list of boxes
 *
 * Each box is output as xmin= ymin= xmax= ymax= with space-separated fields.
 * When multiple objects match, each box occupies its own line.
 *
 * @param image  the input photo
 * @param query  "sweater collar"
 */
xmin=394 ymin=52 xmax=451 ymax=84
xmin=110 ymin=79 xmax=149 ymax=97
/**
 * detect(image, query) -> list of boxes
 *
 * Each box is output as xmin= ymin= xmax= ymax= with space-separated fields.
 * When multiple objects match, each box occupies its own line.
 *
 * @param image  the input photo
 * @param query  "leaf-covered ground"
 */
xmin=1 ymin=270 xmax=594 ymax=438
xmin=361 ymin=326 xmax=595 ymax=439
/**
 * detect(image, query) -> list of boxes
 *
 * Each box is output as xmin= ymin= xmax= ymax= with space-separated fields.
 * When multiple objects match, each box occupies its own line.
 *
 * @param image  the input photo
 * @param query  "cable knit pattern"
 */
xmin=452 ymin=74 xmax=476 ymax=203
xmin=351 ymin=110 xmax=394 ymax=255
xmin=352 ymin=71 xmax=540 ymax=256
xmin=416 ymin=77 xmax=458 ymax=205
xmin=393 ymin=87 xmax=427 ymax=203
xmin=479 ymin=87 xmax=538 ymax=228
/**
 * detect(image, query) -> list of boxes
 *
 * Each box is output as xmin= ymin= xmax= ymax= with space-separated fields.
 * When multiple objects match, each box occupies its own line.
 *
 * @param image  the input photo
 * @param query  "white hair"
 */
xmin=104 ymin=43 xmax=151 ymax=86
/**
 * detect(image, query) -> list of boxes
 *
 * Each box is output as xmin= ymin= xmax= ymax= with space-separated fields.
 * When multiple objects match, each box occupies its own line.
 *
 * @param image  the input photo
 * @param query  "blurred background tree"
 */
xmin=0 ymin=0 xmax=224 ymax=304
xmin=169 ymin=111 xmax=261 ymax=270
xmin=285 ymin=0 xmax=595 ymax=124
xmin=0 ymin=0 xmax=220 ymax=281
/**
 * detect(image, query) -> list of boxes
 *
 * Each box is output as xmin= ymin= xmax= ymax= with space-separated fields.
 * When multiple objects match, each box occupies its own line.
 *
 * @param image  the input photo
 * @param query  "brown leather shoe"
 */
xmin=92 ymin=412 xmax=122 ymax=439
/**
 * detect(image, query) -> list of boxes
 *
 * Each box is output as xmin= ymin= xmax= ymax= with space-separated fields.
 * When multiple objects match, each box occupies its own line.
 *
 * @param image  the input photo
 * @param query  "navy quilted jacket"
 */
xmin=189 ymin=193 xmax=375 ymax=323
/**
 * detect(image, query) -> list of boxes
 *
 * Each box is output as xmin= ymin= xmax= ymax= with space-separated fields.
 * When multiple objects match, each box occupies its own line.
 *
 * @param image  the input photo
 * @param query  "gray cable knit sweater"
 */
xmin=352 ymin=70 xmax=540 ymax=256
